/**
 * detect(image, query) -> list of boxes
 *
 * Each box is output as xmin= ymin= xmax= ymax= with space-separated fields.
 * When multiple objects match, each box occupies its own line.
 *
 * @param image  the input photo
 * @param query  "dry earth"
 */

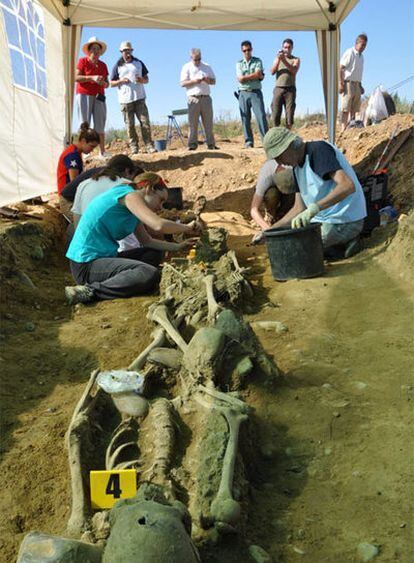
xmin=0 ymin=115 xmax=413 ymax=562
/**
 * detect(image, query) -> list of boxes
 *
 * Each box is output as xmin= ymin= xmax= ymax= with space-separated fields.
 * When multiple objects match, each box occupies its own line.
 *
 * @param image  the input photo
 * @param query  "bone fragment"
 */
xmin=195 ymin=384 xmax=250 ymax=526
xmin=203 ymin=274 xmax=221 ymax=322
xmin=66 ymin=369 xmax=100 ymax=535
xmin=147 ymin=304 xmax=188 ymax=352
xmin=128 ymin=327 xmax=166 ymax=371
xmin=107 ymin=441 xmax=137 ymax=471
xmin=228 ymin=250 xmax=253 ymax=296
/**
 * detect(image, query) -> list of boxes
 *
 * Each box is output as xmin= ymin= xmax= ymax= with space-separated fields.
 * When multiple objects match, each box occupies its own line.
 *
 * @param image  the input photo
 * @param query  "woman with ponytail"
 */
xmin=57 ymin=122 xmax=99 ymax=217
xmin=65 ymin=172 xmax=202 ymax=304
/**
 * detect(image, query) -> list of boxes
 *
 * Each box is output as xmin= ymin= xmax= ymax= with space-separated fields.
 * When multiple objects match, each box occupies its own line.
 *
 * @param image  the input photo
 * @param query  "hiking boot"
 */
xmin=146 ymin=145 xmax=156 ymax=154
xmin=130 ymin=147 xmax=139 ymax=155
xmin=65 ymin=285 xmax=95 ymax=305
xmin=344 ymin=237 xmax=362 ymax=259
xmin=208 ymin=145 xmax=219 ymax=150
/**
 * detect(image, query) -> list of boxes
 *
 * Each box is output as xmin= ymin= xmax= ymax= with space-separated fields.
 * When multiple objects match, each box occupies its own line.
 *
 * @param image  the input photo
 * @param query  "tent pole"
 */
xmin=328 ymin=26 xmax=339 ymax=143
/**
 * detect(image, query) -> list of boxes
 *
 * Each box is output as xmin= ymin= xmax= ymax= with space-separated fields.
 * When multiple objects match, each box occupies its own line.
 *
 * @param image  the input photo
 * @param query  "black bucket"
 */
xmin=164 ymin=187 xmax=183 ymax=210
xmin=264 ymin=224 xmax=325 ymax=280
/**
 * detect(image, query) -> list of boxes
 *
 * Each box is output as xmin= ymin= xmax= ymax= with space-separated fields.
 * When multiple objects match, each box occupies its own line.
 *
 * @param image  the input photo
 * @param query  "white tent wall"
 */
xmin=0 ymin=0 xmax=359 ymax=206
xmin=0 ymin=0 xmax=66 ymax=206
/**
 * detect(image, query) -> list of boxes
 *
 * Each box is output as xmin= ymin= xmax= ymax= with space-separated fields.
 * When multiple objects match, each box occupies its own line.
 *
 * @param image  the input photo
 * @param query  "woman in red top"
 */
xmin=75 ymin=36 xmax=109 ymax=158
xmin=57 ymin=122 xmax=99 ymax=218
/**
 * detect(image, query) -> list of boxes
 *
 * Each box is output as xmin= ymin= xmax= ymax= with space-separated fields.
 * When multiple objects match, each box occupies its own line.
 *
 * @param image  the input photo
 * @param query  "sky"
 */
xmin=73 ymin=0 xmax=414 ymax=131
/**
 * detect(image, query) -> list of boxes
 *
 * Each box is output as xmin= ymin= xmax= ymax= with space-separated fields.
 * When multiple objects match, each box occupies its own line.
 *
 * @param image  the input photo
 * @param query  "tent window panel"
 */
xmin=19 ymin=18 xmax=30 ymax=51
xmin=0 ymin=0 xmax=47 ymax=98
xmin=24 ymin=54 xmax=35 ymax=89
xmin=36 ymin=37 xmax=45 ymax=68
xmin=17 ymin=0 xmax=24 ymax=19
xmin=2 ymin=9 xmax=21 ymax=48
xmin=10 ymin=48 xmax=26 ymax=86
xmin=29 ymin=29 xmax=35 ymax=56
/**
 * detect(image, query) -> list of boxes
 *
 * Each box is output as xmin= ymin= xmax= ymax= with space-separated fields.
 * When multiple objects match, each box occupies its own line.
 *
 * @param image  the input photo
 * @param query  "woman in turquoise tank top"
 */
xmin=65 ymin=172 xmax=202 ymax=304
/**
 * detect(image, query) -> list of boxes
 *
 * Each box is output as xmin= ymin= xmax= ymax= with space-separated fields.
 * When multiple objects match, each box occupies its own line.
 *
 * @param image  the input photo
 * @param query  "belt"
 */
xmin=344 ymin=80 xmax=361 ymax=83
xmin=191 ymin=94 xmax=209 ymax=97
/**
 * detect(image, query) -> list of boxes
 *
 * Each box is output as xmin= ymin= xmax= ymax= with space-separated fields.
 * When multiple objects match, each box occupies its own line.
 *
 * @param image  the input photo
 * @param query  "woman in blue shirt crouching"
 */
xmin=65 ymin=172 xmax=200 ymax=304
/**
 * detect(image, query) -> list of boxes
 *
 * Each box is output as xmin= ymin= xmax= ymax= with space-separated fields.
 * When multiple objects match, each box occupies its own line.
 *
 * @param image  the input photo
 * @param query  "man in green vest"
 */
xmin=270 ymin=38 xmax=300 ymax=130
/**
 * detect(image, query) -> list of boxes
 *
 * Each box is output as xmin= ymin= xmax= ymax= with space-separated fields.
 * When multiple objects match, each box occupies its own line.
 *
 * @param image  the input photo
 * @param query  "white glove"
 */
xmin=251 ymin=231 xmax=265 ymax=244
xmin=291 ymin=203 xmax=320 ymax=229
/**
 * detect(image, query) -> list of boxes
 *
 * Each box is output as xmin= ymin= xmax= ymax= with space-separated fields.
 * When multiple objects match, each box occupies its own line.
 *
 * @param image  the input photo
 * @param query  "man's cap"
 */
xmin=119 ymin=41 xmax=133 ymax=52
xmin=263 ymin=127 xmax=297 ymax=160
xmin=82 ymin=36 xmax=107 ymax=55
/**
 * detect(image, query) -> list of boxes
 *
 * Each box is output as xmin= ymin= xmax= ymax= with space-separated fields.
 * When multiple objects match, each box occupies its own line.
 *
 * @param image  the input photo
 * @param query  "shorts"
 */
xmin=341 ymin=81 xmax=362 ymax=114
xmin=76 ymin=94 xmax=107 ymax=133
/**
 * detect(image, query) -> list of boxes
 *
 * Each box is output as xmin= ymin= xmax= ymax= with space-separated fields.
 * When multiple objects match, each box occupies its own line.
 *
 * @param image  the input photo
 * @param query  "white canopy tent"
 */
xmin=0 ymin=0 xmax=358 ymax=205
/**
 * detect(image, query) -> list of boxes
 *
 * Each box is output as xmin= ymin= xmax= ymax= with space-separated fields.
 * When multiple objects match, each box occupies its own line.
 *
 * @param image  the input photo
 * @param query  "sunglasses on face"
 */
xmin=242 ymin=48 xmax=252 ymax=52
xmin=193 ymin=57 xmax=201 ymax=61
xmin=122 ymin=49 xmax=132 ymax=53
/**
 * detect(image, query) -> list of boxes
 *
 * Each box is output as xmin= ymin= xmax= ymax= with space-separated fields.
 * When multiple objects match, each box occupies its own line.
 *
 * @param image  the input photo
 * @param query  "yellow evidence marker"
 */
xmin=90 ymin=469 xmax=137 ymax=509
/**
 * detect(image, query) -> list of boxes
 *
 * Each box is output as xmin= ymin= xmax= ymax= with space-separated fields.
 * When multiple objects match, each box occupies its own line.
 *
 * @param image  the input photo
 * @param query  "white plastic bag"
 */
xmin=97 ymin=370 xmax=144 ymax=395
xmin=366 ymin=86 xmax=388 ymax=123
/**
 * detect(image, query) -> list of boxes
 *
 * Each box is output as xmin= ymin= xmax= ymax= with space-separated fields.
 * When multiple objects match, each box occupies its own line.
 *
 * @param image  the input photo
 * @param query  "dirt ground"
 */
xmin=0 ymin=115 xmax=413 ymax=562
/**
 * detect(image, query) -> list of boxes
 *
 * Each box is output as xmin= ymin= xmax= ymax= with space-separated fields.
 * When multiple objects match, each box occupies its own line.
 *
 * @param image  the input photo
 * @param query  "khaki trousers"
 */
xmin=187 ymin=95 xmax=215 ymax=148
xmin=120 ymin=99 xmax=153 ymax=150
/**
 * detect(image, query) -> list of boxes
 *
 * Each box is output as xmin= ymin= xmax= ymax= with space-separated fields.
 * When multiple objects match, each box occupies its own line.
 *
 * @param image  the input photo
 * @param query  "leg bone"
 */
xmin=203 ymin=274 xmax=222 ymax=322
xmin=147 ymin=304 xmax=188 ymax=352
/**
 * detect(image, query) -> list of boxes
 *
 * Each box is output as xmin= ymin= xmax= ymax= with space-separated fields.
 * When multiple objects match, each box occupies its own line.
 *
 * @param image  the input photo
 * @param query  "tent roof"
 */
xmin=43 ymin=0 xmax=358 ymax=31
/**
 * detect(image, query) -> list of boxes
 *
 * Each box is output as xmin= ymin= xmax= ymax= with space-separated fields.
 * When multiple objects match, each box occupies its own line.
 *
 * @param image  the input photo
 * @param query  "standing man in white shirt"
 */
xmin=180 ymin=48 xmax=218 ymax=150
xmin=110 ymin=41 xmax=156 ymax=154
xmin=339 ymin=34 xmax=368 ymax=131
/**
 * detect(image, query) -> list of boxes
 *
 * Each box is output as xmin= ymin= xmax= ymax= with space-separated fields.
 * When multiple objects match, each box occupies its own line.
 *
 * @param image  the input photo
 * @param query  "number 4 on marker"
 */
xmin=90 ymin=469 xmax=137 ymax=509
xmin=106 ymin=473 xmax=122 ymax=498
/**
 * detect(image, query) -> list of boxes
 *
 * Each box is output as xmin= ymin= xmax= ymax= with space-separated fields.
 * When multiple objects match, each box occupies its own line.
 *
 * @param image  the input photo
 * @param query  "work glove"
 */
xmin=291 ymin=203 xmax=320 ymax=229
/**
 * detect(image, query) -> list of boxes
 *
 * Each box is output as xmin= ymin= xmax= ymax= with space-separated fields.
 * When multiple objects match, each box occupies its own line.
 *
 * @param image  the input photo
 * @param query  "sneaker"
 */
xmin=130 ymin=147 xmax=139 ymax=155
xmin=344 ymin=237 xmax=362 ymax=259
xmin=244 ymin=142 xmax=254 ymax=149
xmin=208 ymin=145 xmax=220 ymax=150
xmin=65 ymin=285 xmax=95 ymax=305
xmin=146 ymin=145 xmax=156 ymax=154
xmin=188 ymin=146 xmax=197 ymax=151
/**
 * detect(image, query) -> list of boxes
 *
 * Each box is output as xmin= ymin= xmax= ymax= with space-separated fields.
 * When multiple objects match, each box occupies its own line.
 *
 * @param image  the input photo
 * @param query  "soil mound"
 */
xmin=379 ymin=211 xmax=414 ymax=281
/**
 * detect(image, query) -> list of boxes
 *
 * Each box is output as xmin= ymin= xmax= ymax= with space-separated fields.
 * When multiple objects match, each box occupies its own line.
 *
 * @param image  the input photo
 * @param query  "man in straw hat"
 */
xmin=110 ymin=41 xmax=156 ymax=154
xmin=75 ymin=36 xmax=110 ymax=158
xmin=259 ymin=127 xmax=366 ymax=258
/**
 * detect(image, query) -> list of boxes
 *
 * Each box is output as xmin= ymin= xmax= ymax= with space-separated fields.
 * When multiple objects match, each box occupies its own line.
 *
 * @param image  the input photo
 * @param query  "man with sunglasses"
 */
xmin=180 ymin=48 xmax=218 ymax=150
xmin=236 ymin=40 xmax=268 ymax=148
xmin=110 ymin=41 xmax=156 ymax=154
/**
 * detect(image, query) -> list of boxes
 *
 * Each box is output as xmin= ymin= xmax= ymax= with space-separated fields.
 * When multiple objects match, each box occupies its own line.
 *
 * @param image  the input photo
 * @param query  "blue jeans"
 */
xmin=238 ymin=90 xmax=268 ymax=146
xmin=320 ymin=219 xmax=364 ymax=248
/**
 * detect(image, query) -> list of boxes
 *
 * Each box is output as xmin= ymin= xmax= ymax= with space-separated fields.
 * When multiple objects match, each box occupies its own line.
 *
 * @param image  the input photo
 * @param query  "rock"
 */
xmin=17 ymin=532 xmax=103 ymax=562
xmin=233 ymin=355 xmax=253 ymax=379
xmin=357 ymin=542 xmax=380 ymax=561
xmin=251 ymin=320 xmax=288 ymax=333
xmin=354 ymin=381 xmax=368 ymax=390
xmin=24 ymin=322 xmax=36 ymax=332
xmin=183 ymin=327 xmax=226 ymax=377
xmin=291 ymin=545 xmax=306 ymax=555
xmin=248 ymin=544 xmax=273 ymax=563
xmin=148 ymin=347 xmax=183 ymax=370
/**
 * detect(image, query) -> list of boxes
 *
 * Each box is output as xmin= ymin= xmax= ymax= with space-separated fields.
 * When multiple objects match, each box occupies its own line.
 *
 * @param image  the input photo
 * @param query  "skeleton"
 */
xmin=19 ymin=228 xmax=279 ymax=561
